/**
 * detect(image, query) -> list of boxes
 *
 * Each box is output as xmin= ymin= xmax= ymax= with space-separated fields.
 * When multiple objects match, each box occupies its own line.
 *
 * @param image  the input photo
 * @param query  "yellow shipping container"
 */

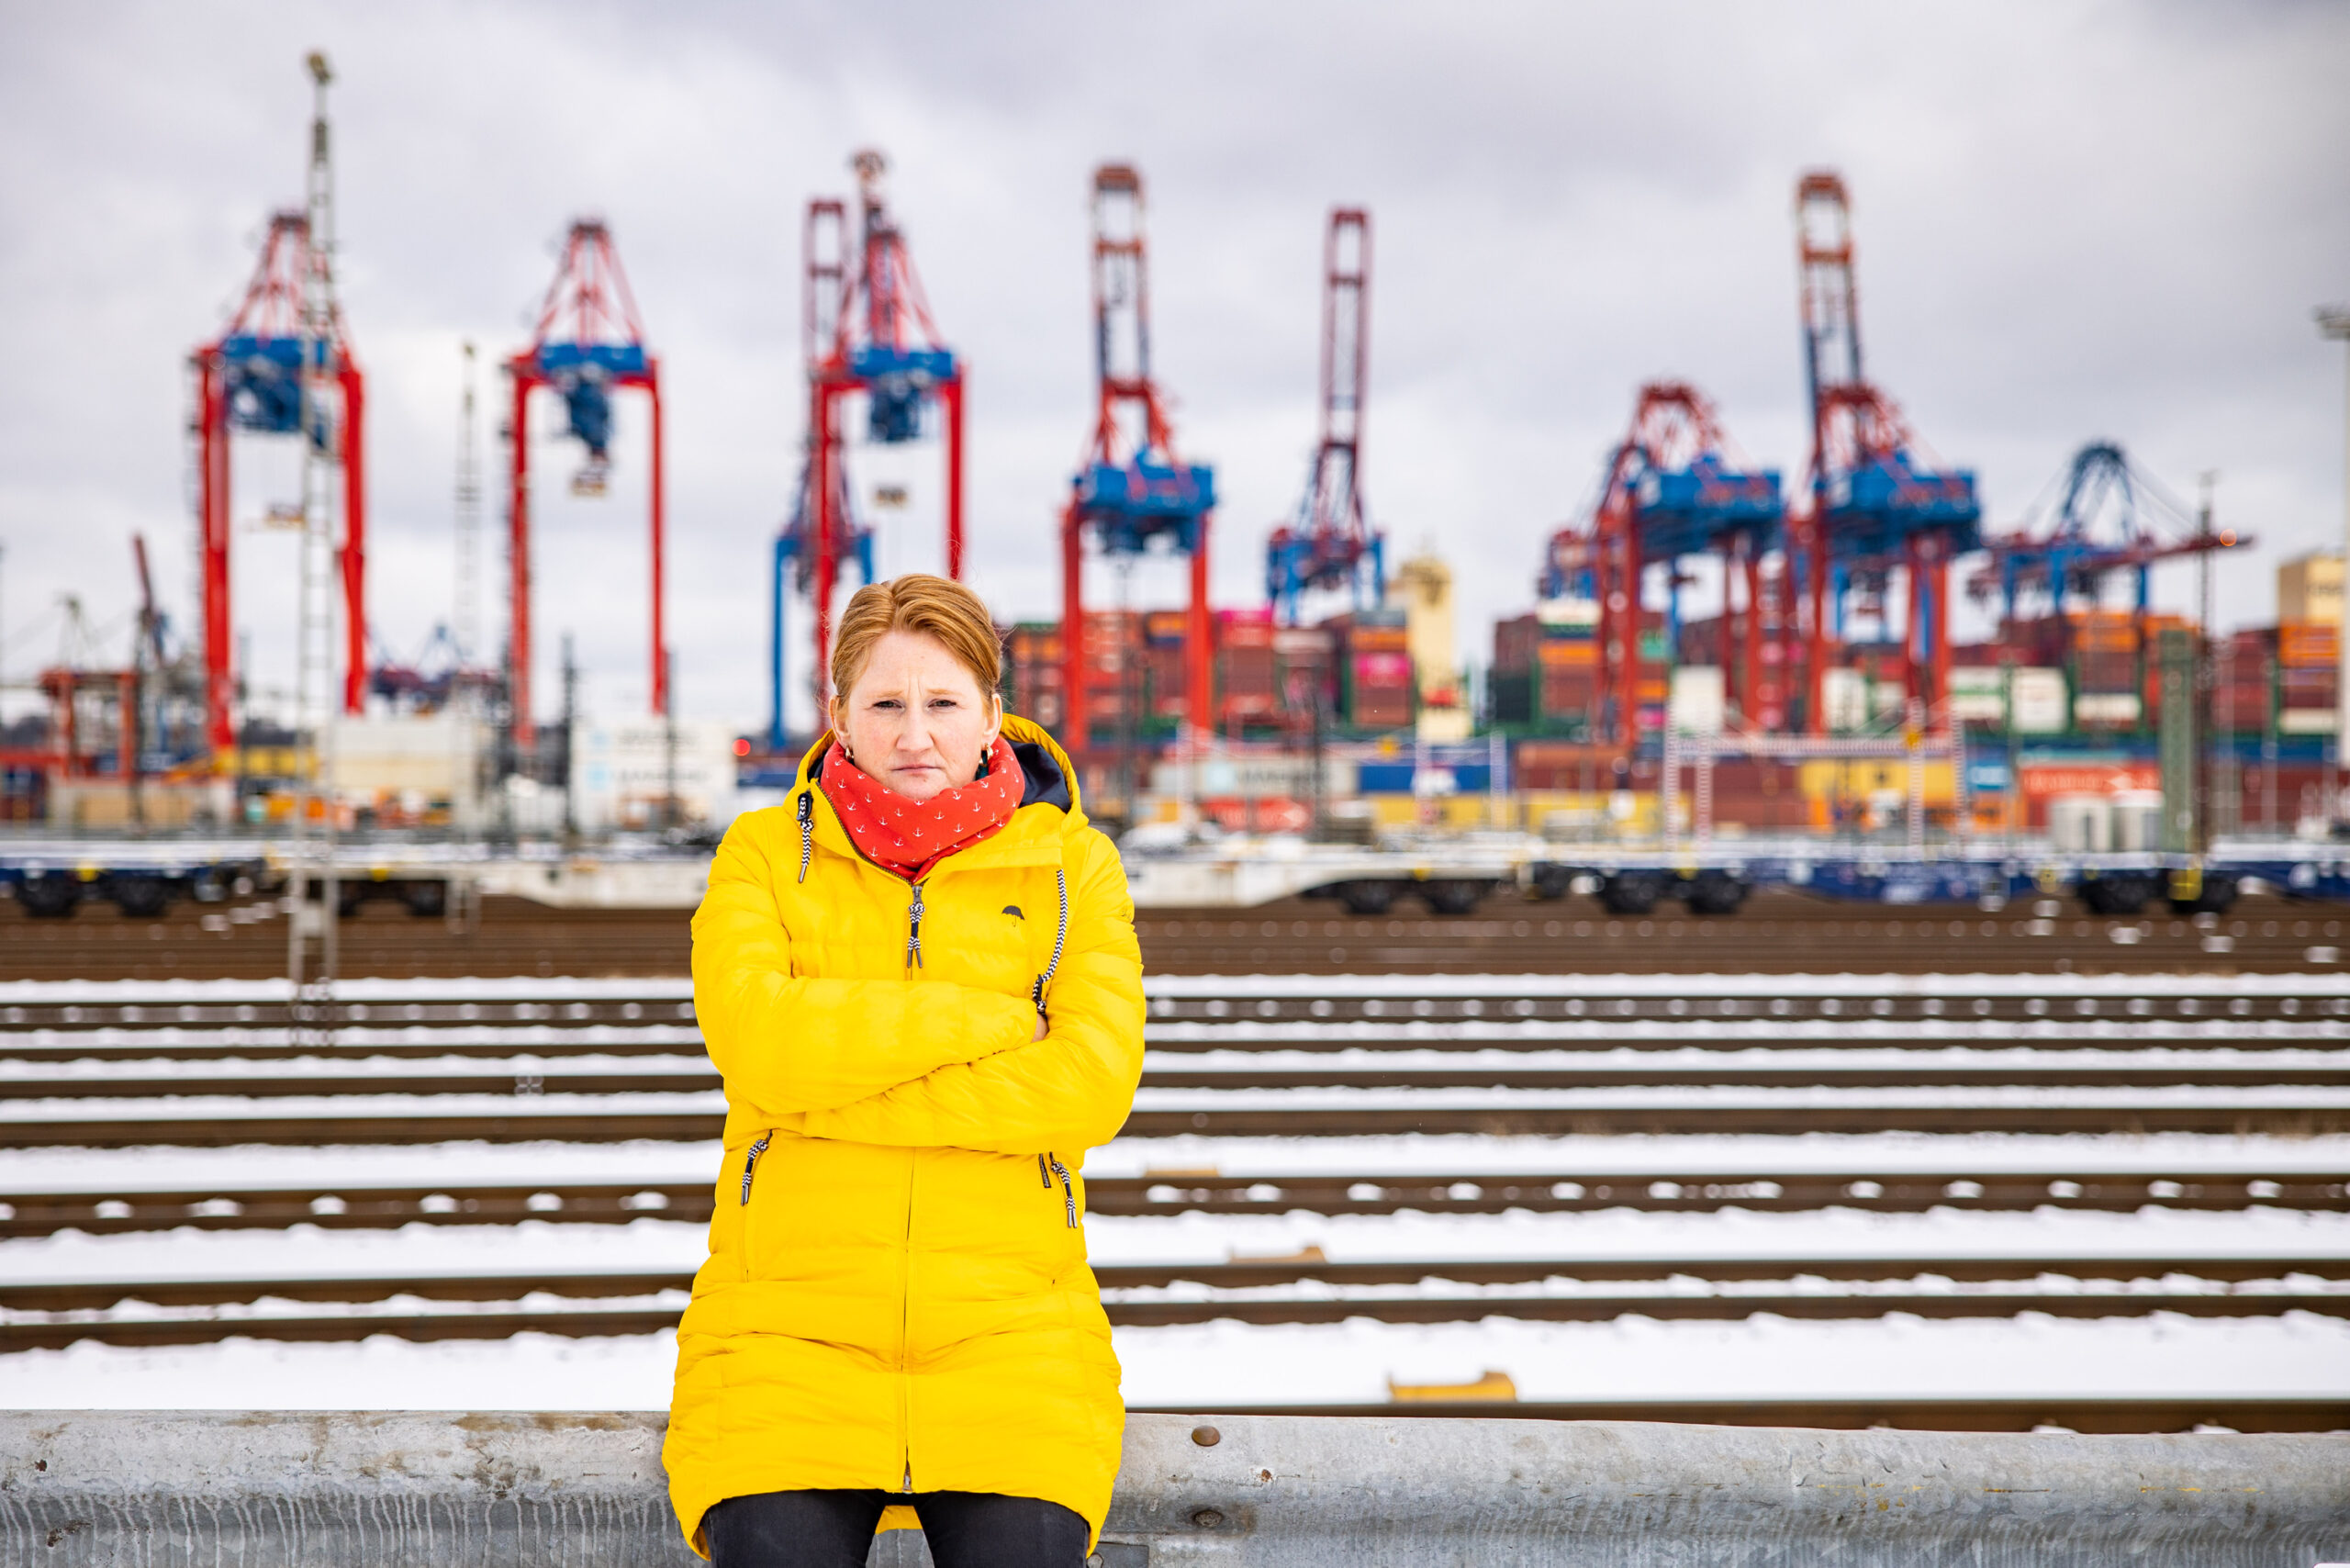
xmin=1796 ymin=758 xmax=1957 ymax=805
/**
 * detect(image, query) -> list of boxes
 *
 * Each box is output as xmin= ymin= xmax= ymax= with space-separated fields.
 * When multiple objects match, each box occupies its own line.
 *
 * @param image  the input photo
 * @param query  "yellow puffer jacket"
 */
xmin=664 ymin=715 xmax=1145 ymax=1555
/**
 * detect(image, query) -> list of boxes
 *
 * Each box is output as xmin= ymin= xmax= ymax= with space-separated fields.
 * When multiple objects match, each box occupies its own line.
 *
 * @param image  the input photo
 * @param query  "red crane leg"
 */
xmin=1600 ymin=537 xmax=1627 ymax=745
xmin=1622 ymin=534 xmax=1645 ymax=745
xmin=1806 ymin=538 xmax=1830 ymax=736
xmin=197 ymin=358 xmax=234 ymax=755
xmin=1717 ymin=556 xmax=1735 ymax=683
xmin=1929 ymin=549 xmax=1951 ymax=723
xmin=509 ymin=370 xmax=535 ymax=749
xmin=943 ymin=374 xmax=966 ymax=579
xmin=1741 ymin=549 xmax=1762 ymax=726
xmin=1060 ymin=508 xmax=1085 ymax=756
xmin=811 ymin=381 xmax=840 ymax=717
xmin=1903 ymin=543 xmax=1923 ymax=706
xmin=1188 ymin=515 xmax=1213 ymax=751
xmin=338 ymin=364 xmax=367 ymax=714
xmin=649 ymin=368 xmax=667 ymax=716
xmin=118 ymin=672 xmax=137 ymax=781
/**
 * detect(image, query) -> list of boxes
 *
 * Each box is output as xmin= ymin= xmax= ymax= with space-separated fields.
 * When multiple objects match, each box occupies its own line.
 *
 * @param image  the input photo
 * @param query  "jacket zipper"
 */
xmin=1029 ymin=868 xmax=1069 ymax=1015
xmin=904 ymin=880 xmax=926 ymax=971
xmin=1046 ymin=1151 xmax=1077 ymax=1228
xmin=897 ymin=1148 xmax=917 ymax=1493
xmin=739 ymin=1130 xmax=773 ymax=1205
xmin=795 ymin=790 xmax=813 ymax=883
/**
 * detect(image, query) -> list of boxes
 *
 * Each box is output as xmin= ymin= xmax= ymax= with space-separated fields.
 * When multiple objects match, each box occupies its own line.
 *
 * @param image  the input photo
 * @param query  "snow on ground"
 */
xmin=0 ymin=1217 xmax=710 ymax=1284
xmin=7 ymin=1204 xmax=2346 ymax=1287
xmin=1083 ymin=1129 xmax=2350 ymax=1178
xmin=0 ymin=1138 xmax=724 ymax=1192
xmin=19 ymin=1043 xmax=2350 ymax=1092
xmin=6 ymin=1130 xmax=2346 ymax=1194
xmin=0 ymin=1052 xmax=711 ymax=1085
xmin=18 ymin=1083 xmax=2350 ymax=1133
xmin=5 ymin=1312 xmax=2347 ymax=1411
xmin=0 ymin=1089 xmax=727 ymax=1125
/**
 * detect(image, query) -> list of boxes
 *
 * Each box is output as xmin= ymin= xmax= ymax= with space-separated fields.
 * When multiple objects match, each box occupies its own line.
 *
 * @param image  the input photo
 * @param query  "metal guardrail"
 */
xmin=6 ymin=1410 xmax=2346 ymax=1566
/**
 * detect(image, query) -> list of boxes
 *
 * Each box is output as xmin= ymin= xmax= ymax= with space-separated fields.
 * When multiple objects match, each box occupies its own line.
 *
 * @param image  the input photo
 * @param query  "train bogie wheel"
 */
xmin=2168 ymin=874 xmax=2239 ymax=916
xmin=1599 ymin=873 xmax=1666 ymax=916
xmin=1338 ymin=880 xmax=1400 ymax=916
xmin=1683 ymin=877 xmax=1748 ymax=916
xmin=1528 ymin=865 xmax=1574 ymax=902
xmin=1420 ymin=879 xmax=1485 ymax=916
xmin=18 ymin=879 xmax=82 ymax=918
xmin=106 ymin=875 xmax=172 ymax=919
xmin=400 ymin=880 xmax=449 ymax=918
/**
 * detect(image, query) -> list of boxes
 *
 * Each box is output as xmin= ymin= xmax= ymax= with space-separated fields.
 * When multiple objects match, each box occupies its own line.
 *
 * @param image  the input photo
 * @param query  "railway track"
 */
xmin=7 ymin=1246 xmax=2345 ymax=1351
xmin=8 ymin=1165 xmax=2345 ymax=1239
xmin=1125 ymin=1397 xmax=2350 ymax=1436
xmin=6 ymin=969 xmax=2348 ymax=1429
xmin=6 ymin=972 xmax=2350 ymax=1142
xmin=6 ymin=973 xmax=2346 ymax=1146
xmin=5 ymin=888 xmax=2348 ymax=980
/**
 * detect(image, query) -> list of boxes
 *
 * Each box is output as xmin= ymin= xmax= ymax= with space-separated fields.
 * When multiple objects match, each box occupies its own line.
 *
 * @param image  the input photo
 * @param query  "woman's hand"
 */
xmin=1032 ymin=1011 xmax=1048 ymax=1041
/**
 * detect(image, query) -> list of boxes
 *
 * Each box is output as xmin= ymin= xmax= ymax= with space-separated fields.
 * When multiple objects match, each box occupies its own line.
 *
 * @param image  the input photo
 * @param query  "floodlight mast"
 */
xmin=2321 ymin=306 xmax=2350 ymax=746
xmin=288 ymin=48 xmax=343 ymax=1016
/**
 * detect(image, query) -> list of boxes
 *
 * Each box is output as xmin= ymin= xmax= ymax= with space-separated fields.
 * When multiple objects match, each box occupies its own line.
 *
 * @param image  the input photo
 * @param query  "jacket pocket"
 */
xmin=1038 ymin=1151 xmax=1079 ymax=1229
xmin=735 ymin=1131 xmax=773 ymax=1282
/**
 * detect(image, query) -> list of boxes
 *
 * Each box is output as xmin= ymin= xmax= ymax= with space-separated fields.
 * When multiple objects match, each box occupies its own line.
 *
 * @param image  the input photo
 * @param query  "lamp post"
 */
xmin=2321 ymin=307 xmax=2350 ymax=766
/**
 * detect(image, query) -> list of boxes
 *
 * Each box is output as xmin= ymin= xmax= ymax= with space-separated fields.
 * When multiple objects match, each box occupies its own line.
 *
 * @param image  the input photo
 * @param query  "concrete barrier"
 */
xmin=5 ymin=1410 xmax=2347 ymax=1566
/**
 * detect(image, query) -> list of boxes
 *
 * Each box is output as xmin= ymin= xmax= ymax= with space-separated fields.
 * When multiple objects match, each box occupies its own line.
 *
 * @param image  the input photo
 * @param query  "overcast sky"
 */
xmin=2 ymin=0 xmax=2344 ymax=734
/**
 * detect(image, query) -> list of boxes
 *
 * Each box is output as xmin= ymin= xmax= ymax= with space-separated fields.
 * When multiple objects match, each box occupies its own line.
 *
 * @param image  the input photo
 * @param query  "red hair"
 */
xmin=831 ymin=574 xmax=1003 ymax=699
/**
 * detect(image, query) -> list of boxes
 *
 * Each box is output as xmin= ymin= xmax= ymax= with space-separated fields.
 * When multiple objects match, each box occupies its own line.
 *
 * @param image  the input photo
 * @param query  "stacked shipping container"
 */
xmin=1329 ymin=607 xmax=1414 ymax=732
xmin=2278 ymin=620 xmax=2339 ymax=734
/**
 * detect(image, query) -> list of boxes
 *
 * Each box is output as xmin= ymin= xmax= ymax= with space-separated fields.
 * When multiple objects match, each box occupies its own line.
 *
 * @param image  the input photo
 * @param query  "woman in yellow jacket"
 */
xmin=665 ymin=575 xmax=1145 ymax=1567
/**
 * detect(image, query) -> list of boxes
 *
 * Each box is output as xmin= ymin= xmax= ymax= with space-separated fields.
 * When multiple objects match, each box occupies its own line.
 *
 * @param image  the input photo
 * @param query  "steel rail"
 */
xmin=9 ymin=1167 xmax=2346 ymax=1238
xmin=13 ymin=1092 xmax=2350 ymax=1146
xmin=7 ymin=890 xmax=2350 ymax=981
xmin=11 ymin=1249 xmax=2346 ymax=1313
xmin=9 ymin=1010 xmax=2350 ymax=1061
xmin=13 ymin=1047 xmax=2350 ymax=1102
xmin=7 ymin=1271 xmax=2347 ymax=1352
xmin=1121 ymin=1395 xmax=2350 ymax=1434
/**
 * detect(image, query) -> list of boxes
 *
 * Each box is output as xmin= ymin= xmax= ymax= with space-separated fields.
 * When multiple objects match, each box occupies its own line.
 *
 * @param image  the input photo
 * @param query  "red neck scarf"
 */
xmin=817 ymin=734 xmax=1024 ymax=881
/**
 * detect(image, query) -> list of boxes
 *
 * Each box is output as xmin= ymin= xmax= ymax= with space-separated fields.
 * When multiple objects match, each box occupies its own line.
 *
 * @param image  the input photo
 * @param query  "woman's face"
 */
xmin=832 ymin=630 xmax=1002 ymax=802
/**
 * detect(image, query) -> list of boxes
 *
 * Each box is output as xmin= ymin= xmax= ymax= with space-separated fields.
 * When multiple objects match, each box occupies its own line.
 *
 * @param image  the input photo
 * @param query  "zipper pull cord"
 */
xmin=1031 ymin=868 xmax=1069 ymax=1015
xmin=1047 ymin=1152 xmax=1076 ymax=1228
xmin=795 ymin=791 xmax=813 ymax=884
xmin=1037 ymin=1154 xmax=1051 ymax=1189
xmin=739 ymin=1130 xmax=774 ymax=1206
xmin=905 ymin=881 xmax=926 ymax=971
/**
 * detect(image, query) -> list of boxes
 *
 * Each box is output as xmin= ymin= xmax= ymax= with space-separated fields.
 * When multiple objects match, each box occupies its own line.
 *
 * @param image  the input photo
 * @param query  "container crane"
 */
xmin=1267 ymin=208 xmax=1383 ymax=624
xmin=504 ymin=218 xmax=664 ymax=749
xmin=191 ymin=208 xmax=368 ymax=753
xmin=1788 ymin=171 xmax=1980 ymax=733
xmin=769 ymin=150 xmax=962 ymax=744
xmin=1061 ymin=162 xmax=1216 ymax=760
xmin=1540 ymin=382 xmax=1780 ymax=744
xmin=1970 ymin=442 xmax=2244 ymax=622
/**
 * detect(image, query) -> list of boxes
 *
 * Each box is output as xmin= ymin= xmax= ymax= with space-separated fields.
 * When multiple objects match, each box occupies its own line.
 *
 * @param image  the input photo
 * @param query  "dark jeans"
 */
xmin=705 ymin=1488 xmax=1090 ymax=1568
